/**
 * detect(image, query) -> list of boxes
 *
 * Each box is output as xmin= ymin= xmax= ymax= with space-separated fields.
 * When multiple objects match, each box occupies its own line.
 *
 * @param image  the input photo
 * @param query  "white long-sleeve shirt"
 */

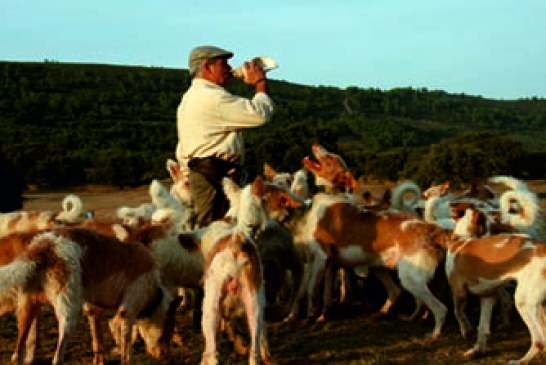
xmin=175 ymin=78 xmax=274 ymax=168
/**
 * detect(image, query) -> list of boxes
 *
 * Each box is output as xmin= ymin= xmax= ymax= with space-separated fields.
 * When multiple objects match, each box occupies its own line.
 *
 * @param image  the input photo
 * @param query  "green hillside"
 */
xmin=1 ymin=60 xmax=545 ymax=193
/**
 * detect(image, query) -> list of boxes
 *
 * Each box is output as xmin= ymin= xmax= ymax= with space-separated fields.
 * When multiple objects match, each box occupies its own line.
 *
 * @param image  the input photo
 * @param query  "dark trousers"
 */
xmin=187 ymin=157 xmax=243 ymax=228
xmin=188 ymin=170 xmax=230 ymax=228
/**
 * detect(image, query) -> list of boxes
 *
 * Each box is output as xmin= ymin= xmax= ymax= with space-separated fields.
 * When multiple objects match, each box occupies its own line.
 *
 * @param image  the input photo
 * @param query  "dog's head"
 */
xmin=422 ymin=181 xmax=450 ymax=200
xmin=166 ymin=159 xmax=192 ymax=207
xmin=263 ymin=163 xmax=293 ymax=190
xmin=262 ymin=181 xmax=304 ymax=222
xmin=303 ymin=143 xmax=358 ymax=193
xmin=451 ymin=201 xmax=489 ymax=238
xmin=132 ymin=287 xmax=174 ymax=361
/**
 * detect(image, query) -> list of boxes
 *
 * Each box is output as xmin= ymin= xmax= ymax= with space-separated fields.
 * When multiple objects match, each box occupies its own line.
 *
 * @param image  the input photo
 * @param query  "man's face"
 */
xmin=205 ymin=57 xmax=232 ymax=86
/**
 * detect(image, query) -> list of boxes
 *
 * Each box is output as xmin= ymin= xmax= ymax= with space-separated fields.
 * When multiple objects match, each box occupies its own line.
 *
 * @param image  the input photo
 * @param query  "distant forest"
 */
xmin=1 ymin=60 xmax=546 ymax=210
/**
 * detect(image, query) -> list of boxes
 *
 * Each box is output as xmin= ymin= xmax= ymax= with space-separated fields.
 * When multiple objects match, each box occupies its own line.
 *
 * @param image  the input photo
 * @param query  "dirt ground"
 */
xmin=1 ymin=181 xmax=545 ymax=364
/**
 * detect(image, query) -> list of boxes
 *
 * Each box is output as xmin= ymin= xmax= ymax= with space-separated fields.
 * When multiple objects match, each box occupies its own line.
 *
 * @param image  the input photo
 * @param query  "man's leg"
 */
xmin=189 ymin=171 xmax=216 ymax=228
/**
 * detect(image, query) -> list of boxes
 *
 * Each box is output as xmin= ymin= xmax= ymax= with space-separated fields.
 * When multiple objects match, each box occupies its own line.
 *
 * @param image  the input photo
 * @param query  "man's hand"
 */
xmin=242 ymin=60 xmax=267 ymax=85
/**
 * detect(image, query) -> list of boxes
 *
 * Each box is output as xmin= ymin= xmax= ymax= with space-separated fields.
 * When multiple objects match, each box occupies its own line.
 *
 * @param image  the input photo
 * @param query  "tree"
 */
xmin=0 ymin=149 xmax=25 ymax=212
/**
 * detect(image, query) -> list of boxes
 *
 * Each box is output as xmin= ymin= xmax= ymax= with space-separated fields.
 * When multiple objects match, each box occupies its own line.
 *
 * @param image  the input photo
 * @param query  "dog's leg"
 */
xmin=450 ymin=283 xmax=472 ymax=339
xmin=339 ymin=267 xmax=348 ymax=303
xmin=85 ymin=305 xmax=106 ymax=365
xmin=107 ymin=305 xmax=136 ymax=365
xmin=371 ymin=267 xmax=402 ymax=315
xmin=192 ymin=287 xmax=204 ymax=330
xmin=398 ymin=262 xmax=447 ymax=341
xmin=284 ymin=262 xmax=308 ymax=322
xmin=286 ymin=256 xmax=303 ymax=316
xmin=242 ymin=287 xmax=261 ymax=365
xmin=463 ymin=296 xmax=495 ymax=359
xmin=259 ymin=318 xmax=275 ymax=365
xmin=11 ymin=294 xmax=40 ymax=365
xmin=306 ymin=247 xmax=327 ymax=320
xmin=317 ymin=261 xmax=335 ymax=322
xmin=118 ymin=311 xmax=134 ymax=365
xmin=222 ymin=317 xmax=248 ymax=356
xmin=495 ymin=285 xmax=513 ymax=329
xmin=510 ymin=288 xmax=545 ymax=364
xmin=201 ymin=276 xmax=222 ymax=365
xmin=400 ymin=298 xmax=425 ymax=322
xmin=24 ymin=311 xmax=39 ymax=365
xmin=51 ymin=292 xmax=82 ymax=365
xmin=167 ymin=295 xmax=185 ymax=347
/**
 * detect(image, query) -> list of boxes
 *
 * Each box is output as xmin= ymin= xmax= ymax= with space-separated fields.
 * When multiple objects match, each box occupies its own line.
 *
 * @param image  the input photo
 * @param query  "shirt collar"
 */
xmin=192 ymin=77 xmax=224 ymax=90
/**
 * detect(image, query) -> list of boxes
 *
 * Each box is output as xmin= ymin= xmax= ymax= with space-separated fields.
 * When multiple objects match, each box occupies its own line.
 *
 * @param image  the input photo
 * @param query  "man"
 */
xmin=175 ymin=46 xmax=274 ymax=330
xmin=176 ymin=45 xmax=274 ymax=229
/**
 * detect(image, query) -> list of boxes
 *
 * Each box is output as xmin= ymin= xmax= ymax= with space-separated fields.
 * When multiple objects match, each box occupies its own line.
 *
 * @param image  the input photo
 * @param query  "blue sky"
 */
xmin=1 ymin=0 xmax=545 ymax=99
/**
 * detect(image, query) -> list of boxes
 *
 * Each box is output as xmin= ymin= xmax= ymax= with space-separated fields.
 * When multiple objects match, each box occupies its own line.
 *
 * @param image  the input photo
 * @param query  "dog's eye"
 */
xmin=279 ymin=196 xmax=287 ymax=206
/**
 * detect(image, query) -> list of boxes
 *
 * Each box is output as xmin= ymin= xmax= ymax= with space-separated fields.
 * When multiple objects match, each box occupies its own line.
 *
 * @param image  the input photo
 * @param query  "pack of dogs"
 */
xmin=0 ymin=143 xmax=544 ymax=364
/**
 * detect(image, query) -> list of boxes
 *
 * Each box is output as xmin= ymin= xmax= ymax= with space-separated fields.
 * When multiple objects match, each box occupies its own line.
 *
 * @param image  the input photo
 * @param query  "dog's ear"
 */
xmin=263 ymin=163 xmax=277 ymax=181
xmin=112 ymin=224 xmax=130 ymax=242
xmin=345 ymin=171 xmax=359 ymax=191
xmin=223 ymin=177 xmax=241 ymax=204
xmin=178 ymin=233 xmax=200 ymax=252
xmin=166 ymin=159 xmax=181 ymax=181
xmin=252 ymin=176 xmax=266 ymax=198
xmin=440 ymin=182 xmax=450 ymax=196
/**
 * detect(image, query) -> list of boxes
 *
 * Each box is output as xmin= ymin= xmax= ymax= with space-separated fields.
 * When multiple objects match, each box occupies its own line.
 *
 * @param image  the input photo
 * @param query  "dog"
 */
xmin=196 ymin=176 xmax=282 ymax=365
xmin=446 ymin=211 xmax=546 ymax=364
xmin=303 ymin=143 xmax=358 ymax=194
xmin=390 ymin=180 xmax=423 ymax=216
xmin=166 ymin=158 xmax=193 ymax=208
xmin=264 ymin=163 xmax=311 ymax=201
xmin=116 ymin=177 xmax=296 ymax=362
xmin=275 ymin=145 xmax=413 ymax=321
xmin=110 ymin=179 xmax=205 ymax=346
xmin=263 ymin=163 xmax=293 ymax=190
xmin=254 ymin=219 xmax=303 ymax=311
xmin=264 ymin=146 xmax=453 ymax=339
xmin=450 ymin=179 xmax=541 ymax=239
xmin=0 ymin=194 xmax=86 ymax=238
xmin=116 ymin=202 xmax=156 ymax=227
xmin=0 ymin=227 xmax=174 ymax=365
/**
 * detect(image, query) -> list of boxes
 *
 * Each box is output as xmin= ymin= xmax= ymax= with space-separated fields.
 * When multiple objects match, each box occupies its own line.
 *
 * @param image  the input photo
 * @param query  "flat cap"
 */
xmin=188 ymin=45 xmax=233 ymax=76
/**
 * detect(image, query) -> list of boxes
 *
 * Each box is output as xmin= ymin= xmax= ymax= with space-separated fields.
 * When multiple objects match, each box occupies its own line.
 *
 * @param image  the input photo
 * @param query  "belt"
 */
xmin=188 ymin=157 xmax=245 ymax=184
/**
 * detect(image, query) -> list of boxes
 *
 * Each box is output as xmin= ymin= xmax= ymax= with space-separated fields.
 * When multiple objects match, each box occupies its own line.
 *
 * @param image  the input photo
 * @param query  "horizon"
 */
xmin=1 ymin=0 xmax=545 ymax=100
xmin=4 ymin=58 xmax=546 ymax=102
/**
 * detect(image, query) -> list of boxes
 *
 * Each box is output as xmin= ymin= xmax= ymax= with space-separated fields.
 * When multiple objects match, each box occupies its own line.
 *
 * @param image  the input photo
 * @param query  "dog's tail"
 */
xmin=499 ymin=189 xmax=541 ymax=236
xmin=489 ymin=175 xmax=529 ymax=192
xmin=0 ymin=254 xmax=38 ymax=295
xmin=55 ymin=194 xmax=84 ymax=224
xmin=391 ymin=180 xmax=421 ymax=212
xmin=150 ymin=180 xmax=181 ymax=211
xmin=116 ymin=203 xmax=156 ymax=226
xmin=0 ymin=232 xmax=82 ymax=297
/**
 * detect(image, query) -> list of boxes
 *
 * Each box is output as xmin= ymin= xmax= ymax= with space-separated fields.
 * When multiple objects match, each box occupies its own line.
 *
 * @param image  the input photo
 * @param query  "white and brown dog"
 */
xmin=277 ymin=145 xmax=413 ymax=320
xmin=0 ymin=227 xmax=173 ymax=365
xmin=266 ymin=145 xmax=453 ymax=339
xmin=196 ymin=177 xmax=283 ymax=365
xmin=446 ymin=209 xmax=546 ymax=364
xmin=264 ymin=163 xmax=311 ymax=201
xmin=166 ymin=158 xmax=193 ymax=208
